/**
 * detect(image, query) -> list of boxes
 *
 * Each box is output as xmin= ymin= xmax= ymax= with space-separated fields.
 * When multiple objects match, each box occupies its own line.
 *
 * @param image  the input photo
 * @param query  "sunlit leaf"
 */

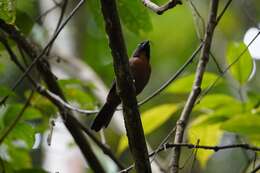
xmin=0 ymin=0 xmax=16 ymax=24
xmin=166 ymin=72 xmax=222 ymax=93
xmin=142 ymin=104 xmax=179 ymax=134
xmin=226 ymin=42 xmax=253 ymax=85
xmin=221 ymin=114 xmax=260 ymax=136
xmin=117 ymin=104 xmax=179 ymax=155
xmin=188 ymin=115 xmax=223 ymax=167
xmin=195 ymin=94 xmax=238 ymax=111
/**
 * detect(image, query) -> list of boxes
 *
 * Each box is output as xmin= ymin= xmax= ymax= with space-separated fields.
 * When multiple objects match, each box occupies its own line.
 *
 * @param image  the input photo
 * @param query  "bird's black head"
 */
xmin=132 ymin=40 xmax=150 ymax=60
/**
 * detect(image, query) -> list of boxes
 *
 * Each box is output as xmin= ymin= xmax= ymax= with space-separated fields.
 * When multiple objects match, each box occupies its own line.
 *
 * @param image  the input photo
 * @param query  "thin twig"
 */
xmin=171 ymin=1 xmax=220 ymax=172
xmin=0 ymin=2 xmax=106 ymax=172
xmin=142 ymin=0 xmax=182 ymax=15
xmin=138 ymin=43 xmax=203 ymax=106
xmin=197 ymin=30 xmax=260 ymax=103
xmin=151 ymin=143 xmax=260 ymax=156
xmin=36 ymin=4 xmax=60 ymax=22
xmin=0 ymin=36 xmax=97 ymax=115
xmin=120 ymin=141 xmax=260 ymax=172
xmin=250 ymin=164 xmax=260 ymax=173
xmin=0 ymin=0 xmax=85 ymax=104
xmin=189 ymin=140 xmax=200 ymax=172
xmin=46 ymin=0 xmax=68 ymax=55
xmin=216 ymin=0 xmax=233 ymax=24
xmin=209 ymin=52 xmax=223 ymax=74
xmin=188 ymin=0 xmax=205 ymax=40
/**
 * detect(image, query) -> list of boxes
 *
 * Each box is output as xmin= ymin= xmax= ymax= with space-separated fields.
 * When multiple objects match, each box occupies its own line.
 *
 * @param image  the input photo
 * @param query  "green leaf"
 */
xmin=195 ymin=94 xmax=238 ymax=110
xmin=15 ymin=10 xmax=34 ymax=35
xmin=117 ymin=104 xmax=179 ymax=155
xmin=0 ymin=0 xmax=16 ymax=24
xmin=226 ymin=42 xmax=253 ymax=85
xmin=0 ymin=86 xmax=15 ymax=97
xmin=191 ymin=114 xmax=229 ymax=127
xmin=166 ymin=72 xmax=221 ymax=93
xmin=7 ymin=122 xmax=35 ymax=148
xmin=30 ymin=93 xmax=57 ymax=117
xmin=221 ymin=114 xmax=260 ymax=136
xmin=142 ymin=104 xmax=179 ymax=134
xmin=1 ymin=104 xmax=42 ymax=125
xmin=59 ymin=79 xmax=96 ymax=109
xmin=188 ymin=115 xmax=223 ymax=167
xmin=118 ymin=0 xmax=152 ymax=34
xmin=8 ymin=146 xmax=32 ymax=169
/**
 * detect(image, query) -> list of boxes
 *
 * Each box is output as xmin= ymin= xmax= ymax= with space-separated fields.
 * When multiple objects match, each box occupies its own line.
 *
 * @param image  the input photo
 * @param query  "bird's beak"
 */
xmin=139 ymin=40 xmax=150 ymax=50
xmin=132 ymin=40 xmax=150 ymax=59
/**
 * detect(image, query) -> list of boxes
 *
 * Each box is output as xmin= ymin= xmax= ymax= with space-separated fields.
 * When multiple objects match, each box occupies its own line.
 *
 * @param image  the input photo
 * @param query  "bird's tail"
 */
xmin=91 ymin=102 xmax=117 ymax=132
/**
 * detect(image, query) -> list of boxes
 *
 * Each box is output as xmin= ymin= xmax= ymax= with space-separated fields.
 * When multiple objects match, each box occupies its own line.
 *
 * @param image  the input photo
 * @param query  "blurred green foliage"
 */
xmin=0 ymin=0 xmax=260 ymax=173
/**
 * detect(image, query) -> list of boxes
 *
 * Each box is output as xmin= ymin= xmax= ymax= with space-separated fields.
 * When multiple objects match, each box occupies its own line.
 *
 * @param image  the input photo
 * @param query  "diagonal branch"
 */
xmin=170 ymin=1 xmax=220 ymax=172
xmin=99 ymin=0 xmax=151 ymax=172
xmin=142 ymin=0 xmax=182 ymax=15
xmin=0 ymin=14 xmax=106 ymax=173
xmin=0 ymin=0 xmax=84 ymax=104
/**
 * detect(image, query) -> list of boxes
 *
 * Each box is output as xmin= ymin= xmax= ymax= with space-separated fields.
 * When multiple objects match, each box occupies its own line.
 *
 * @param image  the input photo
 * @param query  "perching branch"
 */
xmin=171 ymin=1 xmax=219 ymax=172
xmin=142 ymin=0 xmax=182 ymax=15
xmin=99 ymin=0 xmax=151 ymax=172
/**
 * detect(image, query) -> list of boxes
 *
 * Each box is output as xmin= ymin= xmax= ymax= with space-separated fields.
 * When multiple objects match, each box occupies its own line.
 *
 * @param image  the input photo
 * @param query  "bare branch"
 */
xmin=142 ymin=0 xmax=182 ymax=15
xmin=99 ymin=0 xmax=151 ymax=172
xmin=121 ymin=142 xmax=260 ymax=172
xmin=171 ymin=1 xmax=220 ymax=172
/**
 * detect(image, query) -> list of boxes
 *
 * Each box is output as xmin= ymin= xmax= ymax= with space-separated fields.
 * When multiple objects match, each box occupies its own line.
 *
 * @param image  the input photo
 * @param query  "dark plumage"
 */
xmin=91 ymin=41 xmax=151 ymax=132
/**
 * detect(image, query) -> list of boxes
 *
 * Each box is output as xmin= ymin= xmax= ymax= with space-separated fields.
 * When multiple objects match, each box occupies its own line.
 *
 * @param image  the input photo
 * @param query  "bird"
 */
xmin=91 ymin=40 xmax=151 ymax=132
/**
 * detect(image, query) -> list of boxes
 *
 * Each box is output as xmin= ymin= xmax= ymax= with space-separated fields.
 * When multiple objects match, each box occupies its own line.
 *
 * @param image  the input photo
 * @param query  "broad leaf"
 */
xmin=166 ymin=72 xmax=222 ymax=93
xmin=195 ymin=94 xmax=238 ymax=111
xmin=188 ymin=115 xmax=223 ymax=167
xmin=226 ymin=42 xmax=253 ymax=85
xmin=118 ymin=0 xmax=152 ymax=34
xmin=221 ymin=114 xmax=260 ymax=136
